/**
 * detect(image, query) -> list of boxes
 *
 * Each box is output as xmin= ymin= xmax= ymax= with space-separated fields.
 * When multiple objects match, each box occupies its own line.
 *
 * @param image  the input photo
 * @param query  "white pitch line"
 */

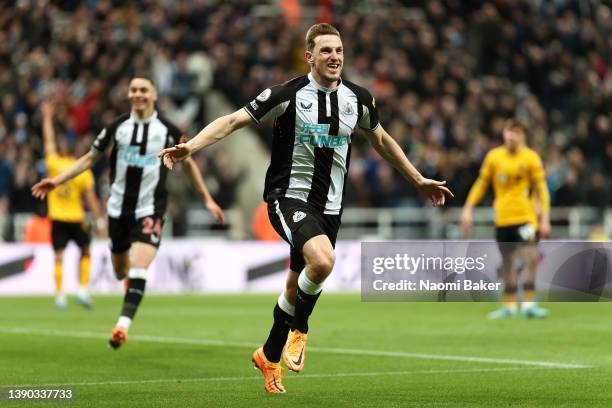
xmin=0 ymin=327 xmax=257 ymax=348
xmin=307 ymin=346 xmax=591 ymax=369
xmin=0 ymin=327 xmax=591 ymax=369
xmin=2 ymin=367 xmax=549 ymax=389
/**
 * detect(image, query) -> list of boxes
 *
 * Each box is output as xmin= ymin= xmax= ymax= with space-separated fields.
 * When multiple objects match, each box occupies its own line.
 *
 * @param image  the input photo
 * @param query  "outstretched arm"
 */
xmin=32 ymin=151 xmax=100 ymax=199
xmin=159 ymin=109 xmax=253 ymax=169
xmin=364 ymin=125 xmax=453 ymax=206
xmin=41 ymin=101 xmax=57 ymax=156
xmin=181 ymin=157 xmax=225 ymax=224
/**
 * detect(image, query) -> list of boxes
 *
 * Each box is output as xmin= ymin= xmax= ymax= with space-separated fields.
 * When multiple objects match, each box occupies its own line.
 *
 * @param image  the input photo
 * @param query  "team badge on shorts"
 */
xmin=518 ymin=223 xmax=536 ymax=242
xmin=293 ymin=211 xmax=306 ymax=223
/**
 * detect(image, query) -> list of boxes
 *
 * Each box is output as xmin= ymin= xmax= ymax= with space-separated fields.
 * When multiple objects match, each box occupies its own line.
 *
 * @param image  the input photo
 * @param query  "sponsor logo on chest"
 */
xmin=297 ymin=123 xmax=349 ymax=148
xmin=118 ymin=146 xmax=157 ymax=167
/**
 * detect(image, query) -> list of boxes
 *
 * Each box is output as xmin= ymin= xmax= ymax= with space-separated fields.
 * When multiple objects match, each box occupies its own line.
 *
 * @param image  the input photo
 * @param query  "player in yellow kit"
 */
xmin=462 ymin=119 xmax=551 ymax=319
xmin=42 ymin=101 xmax=105 ymax=309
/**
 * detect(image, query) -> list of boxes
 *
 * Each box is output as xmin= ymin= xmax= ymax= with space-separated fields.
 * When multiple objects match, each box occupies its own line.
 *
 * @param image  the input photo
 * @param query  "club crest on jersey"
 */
xmin=297 ymin=123 xmax=350 ymax=148
xmin=293 ymin=211 xmax=306 ymax=223
xmin=256 ymin=88 xmax=271 ymax=102
xmin=342 ymin=102 xmax=356 ymax=116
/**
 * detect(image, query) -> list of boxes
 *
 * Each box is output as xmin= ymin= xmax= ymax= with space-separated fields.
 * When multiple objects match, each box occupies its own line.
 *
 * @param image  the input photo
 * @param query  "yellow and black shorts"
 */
xmin=495 ymin=223 xmax=539 ymax=257
xmin=51 ymin=220 xmax=91 ymax=251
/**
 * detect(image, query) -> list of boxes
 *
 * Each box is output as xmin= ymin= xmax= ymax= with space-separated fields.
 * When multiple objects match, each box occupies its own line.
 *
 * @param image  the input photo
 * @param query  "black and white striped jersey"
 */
xmin=244 ymin=73 xmax=379 ymax=215
xmin=90 ymin=111 xmax=182 ymax=219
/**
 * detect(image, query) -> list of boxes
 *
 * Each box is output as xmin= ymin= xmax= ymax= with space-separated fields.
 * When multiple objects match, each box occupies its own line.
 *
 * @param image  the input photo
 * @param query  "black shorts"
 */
xmin=51 ymin=221 xmax=91 ymax=251
xmin=267 ymin=197 xmax=341 ymax=272
xmin=496 ymin=223 xmax=539 ymax=257
xmin=108 ymin=214 xmax=165 ymax=253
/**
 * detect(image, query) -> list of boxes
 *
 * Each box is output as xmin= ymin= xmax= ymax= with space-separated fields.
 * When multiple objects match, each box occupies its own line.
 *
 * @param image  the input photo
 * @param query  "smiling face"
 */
xmin=306 ymin=33 xmax=344 ymax=89
xmin=128 ymin=78 xmax=157 ymax=118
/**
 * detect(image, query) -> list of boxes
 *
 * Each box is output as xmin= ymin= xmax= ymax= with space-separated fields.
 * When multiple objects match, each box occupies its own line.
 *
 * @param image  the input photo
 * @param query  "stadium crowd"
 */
xmin=0 ymin=0 xmax=610 ymax=240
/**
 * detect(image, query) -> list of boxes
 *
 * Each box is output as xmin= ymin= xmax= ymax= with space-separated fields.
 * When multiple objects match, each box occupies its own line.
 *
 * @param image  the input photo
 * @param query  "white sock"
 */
xmin=521 ymin=301 xmax=536 ymax=311
xmin=298 ymin=270 xmax=323 ymax=295
xmin=77 ymin=285 xmax=89 ymax=297
xmin=277 ymin=292 xmax=295 ymax=316
xmin=128 ymin=267 xmax=147 ymax=279
xmin=117 ymin=316 xmax=132 ymax=331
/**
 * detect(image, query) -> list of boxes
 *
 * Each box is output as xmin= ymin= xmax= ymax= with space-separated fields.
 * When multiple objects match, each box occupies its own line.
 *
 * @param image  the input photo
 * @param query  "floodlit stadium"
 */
xmin=1 ymin=1 xmax=612 ymax=406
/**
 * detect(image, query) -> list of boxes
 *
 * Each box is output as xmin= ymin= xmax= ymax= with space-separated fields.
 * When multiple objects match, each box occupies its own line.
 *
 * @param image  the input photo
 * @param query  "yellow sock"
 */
xmin=503 ymin=292 xmax=517 ymax=312
xmin=54 ymin=261 xmax=63 ymax=294
xmin=79 ymin=255 xmax=91 ymax=286
xmin=524 ymin=290 xmax=536 ymax=302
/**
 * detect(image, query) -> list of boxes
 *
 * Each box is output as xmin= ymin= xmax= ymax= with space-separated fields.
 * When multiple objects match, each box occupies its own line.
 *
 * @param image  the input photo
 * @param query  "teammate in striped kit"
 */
xmin=32 ymin=77 xmax=225 ymax=349
xmin=160 ymin=23 xmax=453 ymax=394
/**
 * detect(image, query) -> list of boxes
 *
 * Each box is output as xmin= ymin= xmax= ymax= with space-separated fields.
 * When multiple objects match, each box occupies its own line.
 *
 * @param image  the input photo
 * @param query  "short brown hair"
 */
xmin=131 ymin=76 xmax=155 ymax=87
xmin=502 ymin=118 xmax=528 ymax=135
xmin=305 ymin=23 xmax=341 ymax=52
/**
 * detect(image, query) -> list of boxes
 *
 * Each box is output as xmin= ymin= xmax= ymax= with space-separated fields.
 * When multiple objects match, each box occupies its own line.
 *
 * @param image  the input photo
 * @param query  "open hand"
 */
xmin=41 ymin=100 xmax=54 ymax=119
xmin=539 ymin=217 xmax=551 ymax=238
xmin=31 ymin=178 xmax=57 ymax=199
xmin=461 ymin=207 xmax=473 ymax=237
xmin=205 ymin=199 xmax=225 ymax=225
xmin=416 ymin=178 xmax=454 ymax=206
xmin=158 ymin=143 xmax=192 ymax=170
xmin=94 ymin=218 xmax=108 ymax=238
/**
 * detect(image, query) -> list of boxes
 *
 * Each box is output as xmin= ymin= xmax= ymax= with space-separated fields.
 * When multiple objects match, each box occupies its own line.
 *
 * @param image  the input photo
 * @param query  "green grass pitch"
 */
xmin=1 ymin=294 xmax=611 ymax=407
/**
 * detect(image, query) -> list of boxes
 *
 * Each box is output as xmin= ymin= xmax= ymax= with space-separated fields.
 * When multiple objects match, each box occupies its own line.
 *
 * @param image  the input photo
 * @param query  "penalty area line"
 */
xmin=0 ymin=326 xmax=591 ymax=369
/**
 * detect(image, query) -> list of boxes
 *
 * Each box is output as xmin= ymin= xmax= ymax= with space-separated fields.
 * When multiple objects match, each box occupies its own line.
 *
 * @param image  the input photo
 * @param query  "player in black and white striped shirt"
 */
xmin=161 ymin=23 xmax=453 ymax=394
xmin=33 ymin=77 xmax=225 ymax=349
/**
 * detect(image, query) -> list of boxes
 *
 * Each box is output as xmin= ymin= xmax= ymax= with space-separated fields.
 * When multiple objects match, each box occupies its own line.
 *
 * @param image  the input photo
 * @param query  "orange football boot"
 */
xmin=108 ymin=326 xmax=128 ymax=349
xmin=283 ymin=329 xmax=307 ymax=372
xmin=251 ymin=347 xmax=286 ymax=394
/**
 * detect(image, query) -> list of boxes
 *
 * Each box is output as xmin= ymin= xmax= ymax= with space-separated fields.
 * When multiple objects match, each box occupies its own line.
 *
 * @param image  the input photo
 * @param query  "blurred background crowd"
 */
xmin=0 ymin=0 xmax=611 ymax=240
